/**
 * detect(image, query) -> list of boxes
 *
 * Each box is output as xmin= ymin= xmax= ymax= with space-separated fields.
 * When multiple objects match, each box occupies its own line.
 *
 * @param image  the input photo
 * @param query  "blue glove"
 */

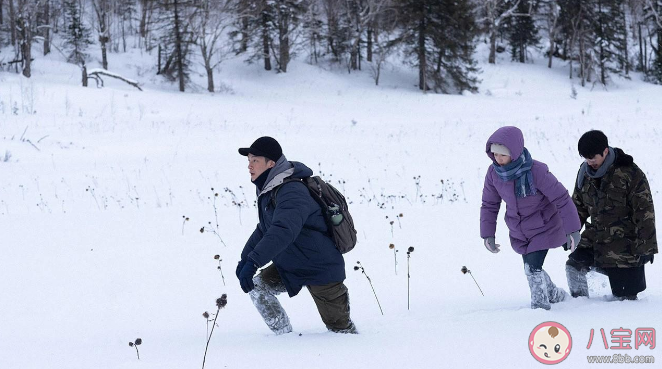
xmin=236 ymin=259 xmax=246 ymax=279
xmin=484 ymin=237 xmax=500 ymax=253
xmin=238 ymin=260 xmax=259 ymax=293
xmin=564 ymin=231 xmax=581 ymax=252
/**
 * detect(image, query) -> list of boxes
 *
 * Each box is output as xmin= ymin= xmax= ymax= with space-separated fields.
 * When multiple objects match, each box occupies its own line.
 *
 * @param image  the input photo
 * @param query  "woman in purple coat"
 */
xmin=480 ymin=126 xmax=581 ymax=310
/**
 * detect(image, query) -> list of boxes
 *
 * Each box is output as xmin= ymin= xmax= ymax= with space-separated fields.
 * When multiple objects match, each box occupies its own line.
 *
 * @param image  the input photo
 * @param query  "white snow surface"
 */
xmin=1 ymin=46 xmax=661 ymax=369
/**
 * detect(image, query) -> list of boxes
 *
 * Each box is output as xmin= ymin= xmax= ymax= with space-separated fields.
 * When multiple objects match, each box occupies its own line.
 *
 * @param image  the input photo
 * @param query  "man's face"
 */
xmin=247 ymin=154 xmax=274 ymax=181
xmin=585 ymin=147 xmax=609 ymax=170
xmin=494 ymin=153 xmax=512 ymax=166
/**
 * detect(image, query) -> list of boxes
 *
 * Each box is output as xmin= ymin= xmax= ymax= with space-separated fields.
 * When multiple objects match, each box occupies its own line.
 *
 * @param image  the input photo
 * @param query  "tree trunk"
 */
xmin=0 ymin=0 xmax=4 ymax=25
xmin=206 ymin=66 xmax=214 ymax=92
xmin=173 ymin=0 xmax=185 ymax=92
xmin=43 ymin=0 xmax=51 ymax=55
xmin=639 ymin=23 xmax=645 ymax=72
xmin=622 ymin=4 xmax=629 ymax=75
xmin=418 ymin=18 xmax=427 ymax=91
xmin=19 ymin=16 xmax=31 ymax=78
xmin=9 ymin=0 xmax=16 ymax=47
xmin=99 ymin=8 xmax=109 ymax=70
xmin=489 ymin=30 xmax=497 ymax=64
xmin=367 ymin=28 xmax=373 ymax=63
xmin=157 ymin=44 xmax=162 ymax=74
xmin=262 ymin=12 xmax=271 ymax=71
xmin=122 ymin=17 xmax=127 ymax=52
xmin=82 ymin=64 xmax=88 ymax=87
xmin=241 ymin=17 xmax=249 ymax=53
xmin=350 ymin=35 xmax=358 ymax=70
xmin=519 ymin=42 xmax=525 ymax=63
xmin=579 ymin=36 xmax=586 ymax=87
xmin=101 ymin=40 xmax=108 ymax=70
xmin=548 ymin=38 xmax=554 ymax=68
xmin=139 ymin=0 xmax=149 ymax=38
xmin=279 ymin=10 xmax=290 ymax=73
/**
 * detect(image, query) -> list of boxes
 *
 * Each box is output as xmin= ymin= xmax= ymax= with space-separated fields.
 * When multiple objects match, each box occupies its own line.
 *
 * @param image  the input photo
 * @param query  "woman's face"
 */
xmin=494 ymin=153 xmax=512 ymax=166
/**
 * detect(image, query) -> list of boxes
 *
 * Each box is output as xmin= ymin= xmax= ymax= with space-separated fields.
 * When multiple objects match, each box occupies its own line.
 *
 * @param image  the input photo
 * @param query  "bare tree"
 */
xmin=645 ymin=0 xmax=662 ymax=27
xmin=538 ymin=0 xmax=560 ymax=68
xmin=345 ymin=0 xmax=390 ymax=71
xmin=92 ymin=0 xmax=112 ymax=69
xmin=16 ymin=0 xmax=38 ymax=77
xmin=9 ymin=0 xmax=16 ymax=47
xmin=194 ymin=0 xmax=233 ymax=92
xmin=41 ymin=0 xmax=51 ymax=55
xmin=479 ymin=0 xmax=531 ymax=64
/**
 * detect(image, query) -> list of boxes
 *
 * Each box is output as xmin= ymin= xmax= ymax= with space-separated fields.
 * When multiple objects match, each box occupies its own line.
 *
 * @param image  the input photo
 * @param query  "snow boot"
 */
xmin=525 ymin=265 xmax=551 ymax=310
xmin=249 ymin=276 xmax=293 ymax=335
xmin=541 ymin=269 xmax=569 ymax=303
xmin=565 ymin=260 xmax=589 ymax=298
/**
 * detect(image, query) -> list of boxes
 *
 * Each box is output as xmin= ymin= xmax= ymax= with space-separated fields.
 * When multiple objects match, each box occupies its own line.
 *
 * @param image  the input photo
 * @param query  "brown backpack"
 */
xmin=271 ymin=176 xmax=357 ymax=254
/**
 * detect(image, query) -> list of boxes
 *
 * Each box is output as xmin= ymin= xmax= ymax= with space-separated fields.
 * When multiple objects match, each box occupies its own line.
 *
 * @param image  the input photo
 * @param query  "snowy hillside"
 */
xmin=1 ymin=45 xmax=661 ymax=369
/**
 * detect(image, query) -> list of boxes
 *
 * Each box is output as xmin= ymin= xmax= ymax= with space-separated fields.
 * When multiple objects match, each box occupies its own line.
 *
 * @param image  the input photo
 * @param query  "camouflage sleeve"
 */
xmin=628 ymin=167 xmax=658 ymax=256
xmin=572 ymin=186 xmax=589 ymax=229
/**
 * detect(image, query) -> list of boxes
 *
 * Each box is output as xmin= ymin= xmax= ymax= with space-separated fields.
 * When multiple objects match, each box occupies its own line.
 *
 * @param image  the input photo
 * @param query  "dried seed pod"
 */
xmin=135 ymin=338 xmax=142 ymax=345
xmin=129 ymin=342 xmax=134 ymax=347
xmin=216 ymin=294 xmax=228 ymax=308
xmin=389 ymin=244 xmax=395 ymax=249
xmin=461 ymin=266 xmax=468 ymax=274
xmin=407 ymin=246 xmax=415 ymax=253
xmin=203 ymin=311 xmax=210 ymax=319
xmin=214 ymin=255 xmax=220 ymax=260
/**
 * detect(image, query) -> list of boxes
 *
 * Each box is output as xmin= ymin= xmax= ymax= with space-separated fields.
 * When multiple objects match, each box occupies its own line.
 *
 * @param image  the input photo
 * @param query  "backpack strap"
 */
xmin=270 ymin=177 xmax=328 ymax=235
xmin=270 ymin=177 xmax=303 ymax=208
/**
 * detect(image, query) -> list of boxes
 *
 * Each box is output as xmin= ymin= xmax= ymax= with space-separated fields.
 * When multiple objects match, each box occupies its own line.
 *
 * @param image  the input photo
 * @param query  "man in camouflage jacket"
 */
xmin=566 ymin=130 xmax=657 ymax=300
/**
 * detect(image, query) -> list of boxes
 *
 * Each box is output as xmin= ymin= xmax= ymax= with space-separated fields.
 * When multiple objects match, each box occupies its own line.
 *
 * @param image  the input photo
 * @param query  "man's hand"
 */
xmin=236 ymin=259 xmax=246 ymax=279
xmin=238 ymin=261 xmax=259 ymax=293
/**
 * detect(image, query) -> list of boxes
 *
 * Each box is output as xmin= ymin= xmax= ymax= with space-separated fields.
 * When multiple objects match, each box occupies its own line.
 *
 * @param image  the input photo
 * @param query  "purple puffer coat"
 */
xmin=480 ymin=126 xmax=581 ymax=255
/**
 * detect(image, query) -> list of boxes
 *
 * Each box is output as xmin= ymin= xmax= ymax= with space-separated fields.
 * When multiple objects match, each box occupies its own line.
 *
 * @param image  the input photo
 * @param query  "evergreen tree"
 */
xmin=433 ymin=0 xmax=479 ymax=92
xmin=506 ymin=0 xmax=539 ymax=63
xmin=157 ymin=0 xmax=196 ymax=91
xmin=63 ymin=0 xmax=93 ymax=65
xmin=396 ymin=0 xmax=478 ymax=93
xmin=593 ymin=0 xmax=626 ymax=84
xmin=558 ymin=0 xmax=596 ymax=86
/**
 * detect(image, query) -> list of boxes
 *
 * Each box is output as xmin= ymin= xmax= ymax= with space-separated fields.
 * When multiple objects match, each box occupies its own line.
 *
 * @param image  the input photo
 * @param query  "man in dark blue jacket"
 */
xmin=236 ymin=136 xmax=357 ymax=334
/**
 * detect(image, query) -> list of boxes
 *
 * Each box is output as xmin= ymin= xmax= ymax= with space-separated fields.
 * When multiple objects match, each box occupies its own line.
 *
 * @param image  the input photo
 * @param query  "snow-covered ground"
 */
xmin=1 ymin=45 xmax=661 ymax=368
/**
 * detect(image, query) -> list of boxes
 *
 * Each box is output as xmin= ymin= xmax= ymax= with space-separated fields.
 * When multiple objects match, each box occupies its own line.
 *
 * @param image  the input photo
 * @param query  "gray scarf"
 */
xmin=256 ymin=155 xmax=294 ymax=197
xmin=576 ymin=147 xmax=616 ymax=189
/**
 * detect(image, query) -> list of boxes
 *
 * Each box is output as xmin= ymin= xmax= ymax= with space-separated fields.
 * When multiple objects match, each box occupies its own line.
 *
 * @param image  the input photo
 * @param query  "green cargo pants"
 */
xmin=249 ymin=264 xmax=357 ymax=334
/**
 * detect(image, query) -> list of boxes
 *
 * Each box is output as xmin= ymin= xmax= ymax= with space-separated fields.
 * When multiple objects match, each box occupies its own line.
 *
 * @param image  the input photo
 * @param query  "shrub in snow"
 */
xmin=354 ymin=261 xmax=383 ymax=315
xmin=182 ymin=215 xmax=190 ymax=235
xmin=128 ymin=338 xmax=142 ymax=359
xmin=214 ymin=255 xmax=225 ymax=286
xmin=461 ymin=266 xmax=484 ymax=297
xmin=407 ymin=247 xmax=415 ymax=310
xmin=202 ymin=294 xmax=228 ymax=369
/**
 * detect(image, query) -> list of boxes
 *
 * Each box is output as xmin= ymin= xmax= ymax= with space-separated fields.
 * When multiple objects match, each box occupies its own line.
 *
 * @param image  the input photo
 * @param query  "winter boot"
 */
xmin=249 ymin=276 xmax=293 ymax=335
xmin=565 ymin=260 xmax=589 ymax=298
xmin=541 ymin=269 xmax=569 ymax=303
xmin=525 ymin=266 xmax=551 ymax=310
xmin=330 ymin=321 xmax=358 ymax=334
